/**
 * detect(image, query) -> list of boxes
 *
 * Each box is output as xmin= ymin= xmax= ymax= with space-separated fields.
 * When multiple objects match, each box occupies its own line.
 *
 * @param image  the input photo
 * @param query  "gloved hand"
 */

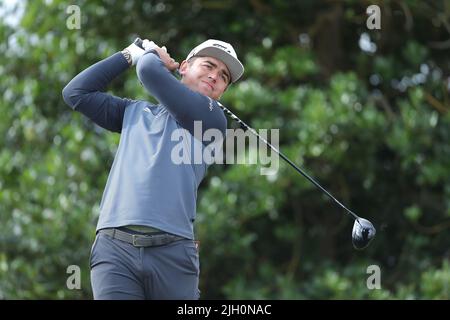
xmin=122 ymin=38 xmax=156 ymax=66
xmin=141 ymin=39 xmax=159 ymax=52
xmin=133 ymin=37 xmax=179 ymax=71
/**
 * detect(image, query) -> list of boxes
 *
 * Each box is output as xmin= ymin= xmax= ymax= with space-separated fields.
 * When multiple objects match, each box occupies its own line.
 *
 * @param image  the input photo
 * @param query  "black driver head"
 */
xmin=352 ymin=218 xmax=376 ymax=250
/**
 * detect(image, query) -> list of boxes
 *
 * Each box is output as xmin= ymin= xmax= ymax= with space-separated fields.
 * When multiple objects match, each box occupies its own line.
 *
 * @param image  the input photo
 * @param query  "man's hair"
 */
xmin=187 ymin=56 xmax=200 ymax=65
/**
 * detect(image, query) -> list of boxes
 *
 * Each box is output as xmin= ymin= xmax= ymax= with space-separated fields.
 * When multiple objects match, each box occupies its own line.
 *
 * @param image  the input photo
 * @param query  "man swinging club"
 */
xmin=62 ymin=37 xmax=244 ymax=299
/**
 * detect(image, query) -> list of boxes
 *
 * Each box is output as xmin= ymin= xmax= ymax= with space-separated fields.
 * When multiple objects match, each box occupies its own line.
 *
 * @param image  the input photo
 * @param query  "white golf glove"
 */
xmin=142 ymin=39 xmax=159 ymax=52
xmin=122 ymin=38 xmax=158 ymax=66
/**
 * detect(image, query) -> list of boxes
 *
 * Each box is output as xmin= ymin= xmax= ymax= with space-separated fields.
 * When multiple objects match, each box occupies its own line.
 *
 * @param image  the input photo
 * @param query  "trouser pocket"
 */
xmin=89 ymin=233 xmax=101 ymax=269
xmin=182 ymin=240 xmax=200 ymax=276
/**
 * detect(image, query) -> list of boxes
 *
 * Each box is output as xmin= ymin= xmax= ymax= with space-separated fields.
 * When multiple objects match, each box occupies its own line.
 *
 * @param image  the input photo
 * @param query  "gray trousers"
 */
xmin=90 ymin=232 xmax=200 ymax=300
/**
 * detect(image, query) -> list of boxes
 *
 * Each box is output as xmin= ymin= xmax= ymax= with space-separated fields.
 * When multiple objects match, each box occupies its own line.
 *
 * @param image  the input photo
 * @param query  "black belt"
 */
xmin=99 ymin=228 xmax=185 ymax=247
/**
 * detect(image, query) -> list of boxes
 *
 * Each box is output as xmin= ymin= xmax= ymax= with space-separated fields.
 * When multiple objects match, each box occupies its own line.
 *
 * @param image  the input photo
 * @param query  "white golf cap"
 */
xmin=186 ymin=39 xmax=244 ymax=83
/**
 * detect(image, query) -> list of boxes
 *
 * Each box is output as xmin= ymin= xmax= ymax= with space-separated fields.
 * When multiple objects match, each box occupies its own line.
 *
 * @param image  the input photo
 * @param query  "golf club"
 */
xmin=134 ymin=37 xmax=376 ymax=249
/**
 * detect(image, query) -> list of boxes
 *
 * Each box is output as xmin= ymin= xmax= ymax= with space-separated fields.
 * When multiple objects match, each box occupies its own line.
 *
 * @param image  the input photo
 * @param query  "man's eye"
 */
xmin=204 ymin=64 xmax=212 ymax=69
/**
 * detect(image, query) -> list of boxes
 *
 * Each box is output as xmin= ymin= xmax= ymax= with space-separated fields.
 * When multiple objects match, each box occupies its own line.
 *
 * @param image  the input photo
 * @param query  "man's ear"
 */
xmin=178 ymin=60 xmax=189 ymax=76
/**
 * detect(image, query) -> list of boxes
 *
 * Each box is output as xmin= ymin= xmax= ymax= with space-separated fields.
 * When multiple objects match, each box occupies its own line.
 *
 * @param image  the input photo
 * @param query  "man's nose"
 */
xmin=208 ymin=73 xmax=217 ymax=82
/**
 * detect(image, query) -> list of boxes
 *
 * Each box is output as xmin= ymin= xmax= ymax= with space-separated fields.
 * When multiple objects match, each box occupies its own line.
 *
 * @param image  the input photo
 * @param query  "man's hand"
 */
xmin=145 ymin=43 xmax=180 ymax=72
xmin=122 ymin=39 xmax=147 ymax=66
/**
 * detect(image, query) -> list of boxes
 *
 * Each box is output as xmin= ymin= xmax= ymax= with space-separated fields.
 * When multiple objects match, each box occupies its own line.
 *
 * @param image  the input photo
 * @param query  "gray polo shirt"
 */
xmin=62 ymin=51 xmax=227 ymax=239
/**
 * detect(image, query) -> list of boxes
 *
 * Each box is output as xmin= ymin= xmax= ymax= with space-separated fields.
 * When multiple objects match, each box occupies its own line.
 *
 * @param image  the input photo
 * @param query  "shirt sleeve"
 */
xmin=62 ymin=52 xmax=133 ymax=133
xmin=136 ymin=51 xmax=227 ymax=142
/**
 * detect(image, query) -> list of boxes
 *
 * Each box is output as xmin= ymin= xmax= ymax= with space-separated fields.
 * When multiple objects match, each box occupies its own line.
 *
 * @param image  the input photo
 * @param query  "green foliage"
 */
xmin=1 ymin=0 xmax=449 ymax=299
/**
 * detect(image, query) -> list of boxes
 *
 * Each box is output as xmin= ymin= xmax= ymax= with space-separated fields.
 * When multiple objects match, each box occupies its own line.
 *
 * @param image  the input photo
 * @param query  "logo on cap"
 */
xmin=212 ymin=43 xmax=232 ymax=53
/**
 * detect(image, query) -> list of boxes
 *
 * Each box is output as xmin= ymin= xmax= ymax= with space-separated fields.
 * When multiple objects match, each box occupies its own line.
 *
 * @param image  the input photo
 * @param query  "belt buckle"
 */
xmin=132 ymin=234 xmax=154 ymax=247
xmin=132 ymin=234 xmax=141 ymax=247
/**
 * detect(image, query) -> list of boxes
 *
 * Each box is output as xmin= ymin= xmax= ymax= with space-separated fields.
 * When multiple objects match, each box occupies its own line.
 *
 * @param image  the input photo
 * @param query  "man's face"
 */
xmin=179 ymin=56 xmax=231 ymax=100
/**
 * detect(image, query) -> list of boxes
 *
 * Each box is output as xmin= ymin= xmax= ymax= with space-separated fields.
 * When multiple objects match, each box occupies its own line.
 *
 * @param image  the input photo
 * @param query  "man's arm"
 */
xmin=136 ymin=52 xmax=227 ymax=139
xmin=62 ymin=52 xmax=133 ymax=133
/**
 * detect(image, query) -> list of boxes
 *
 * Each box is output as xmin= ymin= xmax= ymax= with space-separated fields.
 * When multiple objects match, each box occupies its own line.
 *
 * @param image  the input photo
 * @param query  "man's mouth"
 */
xmin=201 ymin=81 xmax=214 ymax=91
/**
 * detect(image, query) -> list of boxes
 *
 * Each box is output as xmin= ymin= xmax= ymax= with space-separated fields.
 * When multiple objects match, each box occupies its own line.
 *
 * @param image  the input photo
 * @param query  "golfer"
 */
xmin=62 ymin=38 xmax=244 ymax=299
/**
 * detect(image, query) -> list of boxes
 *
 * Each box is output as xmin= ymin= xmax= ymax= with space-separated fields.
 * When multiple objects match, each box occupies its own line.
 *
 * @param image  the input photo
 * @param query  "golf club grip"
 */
xmin=134 ymin=37 xmax=144 ymax=48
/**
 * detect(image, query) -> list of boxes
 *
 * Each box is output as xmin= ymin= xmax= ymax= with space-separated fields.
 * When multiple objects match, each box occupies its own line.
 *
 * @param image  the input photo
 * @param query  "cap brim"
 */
xmin=193 ymin=47 xmax=244 ymax=83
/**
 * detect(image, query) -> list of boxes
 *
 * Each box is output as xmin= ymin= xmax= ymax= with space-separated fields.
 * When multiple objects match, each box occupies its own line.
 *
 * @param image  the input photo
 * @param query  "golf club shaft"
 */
xmin=217 ymin=103 xmax=361 ymax=222
xmin=133 ymin=37 xmax=360 ymax=222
